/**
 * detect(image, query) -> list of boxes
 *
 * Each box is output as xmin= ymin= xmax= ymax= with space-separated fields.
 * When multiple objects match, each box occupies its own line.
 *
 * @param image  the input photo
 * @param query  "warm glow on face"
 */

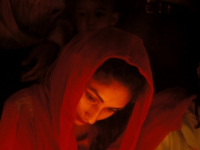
xmin=74 ymin=76 xmax=131 ymax=126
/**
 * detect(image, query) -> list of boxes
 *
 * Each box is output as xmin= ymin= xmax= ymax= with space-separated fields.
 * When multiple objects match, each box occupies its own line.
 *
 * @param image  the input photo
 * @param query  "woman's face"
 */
xmin=74 ymin=76 xmax=131 ymax=126
xmin=75 ymin=0 xmax=118 ymax=32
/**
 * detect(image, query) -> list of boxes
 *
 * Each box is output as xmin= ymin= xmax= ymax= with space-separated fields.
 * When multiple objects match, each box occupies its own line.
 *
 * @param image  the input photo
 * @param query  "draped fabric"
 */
xmin=136 ymin=87 xmax=196 ymax=150
xmin=0 ymin=27 xmax=194 ymax=150
xmin=0 ymin=0 xmax=73 ymax=49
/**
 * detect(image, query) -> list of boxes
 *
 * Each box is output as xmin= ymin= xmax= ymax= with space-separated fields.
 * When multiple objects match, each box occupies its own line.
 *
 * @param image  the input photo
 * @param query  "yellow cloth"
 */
xmin=155 ymin=101 xmax=200 ymax=150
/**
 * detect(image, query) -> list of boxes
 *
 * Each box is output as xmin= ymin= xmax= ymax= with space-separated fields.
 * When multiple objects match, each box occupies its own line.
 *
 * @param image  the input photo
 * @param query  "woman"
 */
xmin=0 ymin=27 xmax=153 ymax=150
xmin=0 ymin=27 xmax=198 ymax=150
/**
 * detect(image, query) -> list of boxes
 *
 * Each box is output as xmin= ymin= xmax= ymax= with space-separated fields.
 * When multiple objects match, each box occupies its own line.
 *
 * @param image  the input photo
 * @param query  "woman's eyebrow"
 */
xmin=87 ymin=86 xmax=126 ymax=109
xmin=87 ymin=86 xmax=104 ymax=103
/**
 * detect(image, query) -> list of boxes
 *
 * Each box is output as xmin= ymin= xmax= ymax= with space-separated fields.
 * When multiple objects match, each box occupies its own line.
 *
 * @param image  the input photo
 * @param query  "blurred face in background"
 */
xmin=75 ymin=0 xmax=119 ymax=32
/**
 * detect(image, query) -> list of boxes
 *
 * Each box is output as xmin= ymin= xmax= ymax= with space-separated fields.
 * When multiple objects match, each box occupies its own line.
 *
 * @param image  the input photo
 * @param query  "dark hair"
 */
xmin=75 ymin=0 xmax=118 ymax=12
xmin=89 ymin=58 xmax=146 ymax=150
xmin=101 ymin=0 xmax=118 ymax=12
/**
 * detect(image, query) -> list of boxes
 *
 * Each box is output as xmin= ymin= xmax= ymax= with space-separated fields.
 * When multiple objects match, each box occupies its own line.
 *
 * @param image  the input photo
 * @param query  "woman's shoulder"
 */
xmin=5 ymin=88 xmax=34 ymax=117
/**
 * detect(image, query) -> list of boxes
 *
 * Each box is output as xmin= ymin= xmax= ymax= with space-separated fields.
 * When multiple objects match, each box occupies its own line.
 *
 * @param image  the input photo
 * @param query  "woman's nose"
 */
xmin=86 ymin=106 xmax=101 ymax=124
xmin=87 ymin=14 xmax=95 ymax=25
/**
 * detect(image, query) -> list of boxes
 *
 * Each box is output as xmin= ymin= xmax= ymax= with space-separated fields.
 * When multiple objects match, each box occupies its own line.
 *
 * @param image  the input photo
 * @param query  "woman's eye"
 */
xmin=86 ymin=93 xmax=95 ymax=102
xmin=107 ymin=108 xmax=117 ymax=113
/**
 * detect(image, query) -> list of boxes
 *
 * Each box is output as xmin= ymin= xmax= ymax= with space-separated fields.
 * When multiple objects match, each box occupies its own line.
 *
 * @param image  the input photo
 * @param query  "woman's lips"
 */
xmin=76 ymin=113 xmax=87 ymax=124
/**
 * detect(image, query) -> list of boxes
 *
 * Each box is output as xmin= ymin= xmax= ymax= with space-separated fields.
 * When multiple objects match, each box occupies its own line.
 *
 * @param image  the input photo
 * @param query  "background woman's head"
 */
xmin=74 ymin=58 xmax=146 ymax=126
xmin=75 ymin=0 xmax=119 ymax=32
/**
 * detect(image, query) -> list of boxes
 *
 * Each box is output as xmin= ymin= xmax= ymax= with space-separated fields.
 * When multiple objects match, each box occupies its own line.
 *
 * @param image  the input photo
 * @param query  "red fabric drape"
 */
xmin=136 ymin=87 xmax=196 ymax=149
xmin=0 ymin=27 xmax=194 ymax=150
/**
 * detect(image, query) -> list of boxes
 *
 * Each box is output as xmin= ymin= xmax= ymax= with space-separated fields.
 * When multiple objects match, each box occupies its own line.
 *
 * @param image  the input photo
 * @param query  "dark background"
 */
xmin=0 ymin=0 xmax=199 ymax=115
xmin=115 ymin=0 xmax=200 ymax=93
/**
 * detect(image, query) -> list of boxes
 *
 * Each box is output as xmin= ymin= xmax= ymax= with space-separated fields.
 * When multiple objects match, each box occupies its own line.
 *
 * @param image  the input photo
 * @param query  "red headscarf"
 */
xmin=1 ymin=27 xmax=191 ymax=150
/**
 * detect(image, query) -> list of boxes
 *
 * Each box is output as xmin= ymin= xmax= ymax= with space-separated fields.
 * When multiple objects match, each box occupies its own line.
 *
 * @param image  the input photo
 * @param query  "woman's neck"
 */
xmin=73 ymin=124 xmax=92 ymax=141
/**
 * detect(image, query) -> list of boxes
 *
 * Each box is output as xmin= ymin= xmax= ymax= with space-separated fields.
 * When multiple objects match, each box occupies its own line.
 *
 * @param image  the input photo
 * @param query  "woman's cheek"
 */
xmin=77 ymin=97 xmax=90 ymax=114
